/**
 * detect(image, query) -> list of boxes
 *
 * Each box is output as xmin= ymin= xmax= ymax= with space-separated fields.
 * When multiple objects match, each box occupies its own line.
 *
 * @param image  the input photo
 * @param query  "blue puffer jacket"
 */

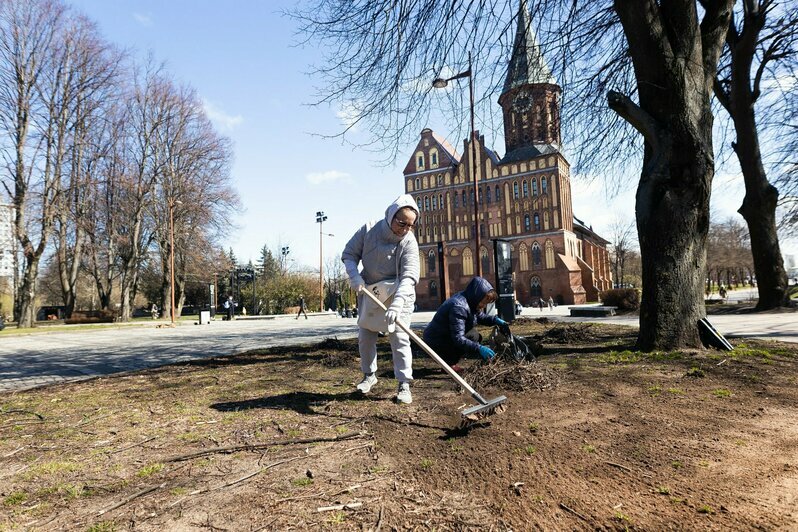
xmin=422 ymin=277 xmax=500 ymax=357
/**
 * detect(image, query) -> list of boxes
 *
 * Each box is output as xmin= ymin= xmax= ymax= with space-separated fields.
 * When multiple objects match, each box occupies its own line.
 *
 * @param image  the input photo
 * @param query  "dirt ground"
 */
xmin=1 ymin=319 xmax=797 ymax=531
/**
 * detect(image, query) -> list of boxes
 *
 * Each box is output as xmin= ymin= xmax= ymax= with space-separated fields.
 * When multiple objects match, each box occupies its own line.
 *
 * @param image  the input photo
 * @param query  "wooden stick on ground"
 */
xmin=97 ymin=483 xmax=166 ymax=516
xmin=164 ymin=431 xmax=365 ymax=463
xmin=604 ymin=461 xmax=633 ymax=472
xmin=317 ymin=501 xmax=363 ymax=512
xmin=559 ymin=502 xmax=589 ymax=522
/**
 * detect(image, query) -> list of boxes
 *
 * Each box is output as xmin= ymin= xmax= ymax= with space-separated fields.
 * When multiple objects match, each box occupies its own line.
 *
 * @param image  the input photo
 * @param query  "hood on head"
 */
xmin=384 ymin=194 xmax=420 ymax=226
xmin=462 ymin=276 xmax=495 ymax=309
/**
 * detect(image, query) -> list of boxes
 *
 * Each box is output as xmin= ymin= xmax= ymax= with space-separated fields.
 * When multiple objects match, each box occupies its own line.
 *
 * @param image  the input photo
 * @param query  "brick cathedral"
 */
xmin=404 ymin=1 xmax=612 ymax=310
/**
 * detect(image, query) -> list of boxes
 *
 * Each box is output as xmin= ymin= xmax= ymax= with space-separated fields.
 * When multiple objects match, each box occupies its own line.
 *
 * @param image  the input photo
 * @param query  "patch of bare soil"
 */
xmin=1 ymin=323 xmax=797 ymax=530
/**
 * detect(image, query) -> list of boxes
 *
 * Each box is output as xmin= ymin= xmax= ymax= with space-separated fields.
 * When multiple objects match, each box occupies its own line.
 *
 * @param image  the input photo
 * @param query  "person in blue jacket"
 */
xmin=422 ymin=276 xmax=511 ymax=368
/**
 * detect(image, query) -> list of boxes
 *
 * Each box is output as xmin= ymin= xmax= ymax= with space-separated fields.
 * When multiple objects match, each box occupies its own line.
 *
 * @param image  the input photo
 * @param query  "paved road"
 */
xmin=1 ymin=304 xmax=795 ymax=393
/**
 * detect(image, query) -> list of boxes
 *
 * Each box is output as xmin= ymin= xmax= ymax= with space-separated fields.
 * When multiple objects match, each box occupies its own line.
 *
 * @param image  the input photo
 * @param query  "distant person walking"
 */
xmin=224 ymin=295 xmax=237 ymax=321
xmin=296 ymin=295 xmax=308 ymax=319
xmin=150 ymin=303 xmax=158 ymax=320
xmin=538 ymin=298 xmax=544 ymax=311
xmin=547 ymin=296 xmax=554 ymax=310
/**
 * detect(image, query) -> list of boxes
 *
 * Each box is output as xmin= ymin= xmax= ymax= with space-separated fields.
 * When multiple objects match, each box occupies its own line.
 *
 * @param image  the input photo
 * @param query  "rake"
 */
xmin=360 ymin=288 xmax=507 ymax=426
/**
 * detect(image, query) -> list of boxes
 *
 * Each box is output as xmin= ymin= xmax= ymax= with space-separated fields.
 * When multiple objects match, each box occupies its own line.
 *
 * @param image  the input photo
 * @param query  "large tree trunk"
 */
xmin=611 ymin=0 xmax=732 ymax=350
xmin=17 ymin=257 xmax=40 ymax=327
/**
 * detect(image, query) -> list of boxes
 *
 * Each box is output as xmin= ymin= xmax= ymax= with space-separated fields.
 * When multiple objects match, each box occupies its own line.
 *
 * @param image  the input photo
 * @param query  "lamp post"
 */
xmin=433 ymin=51 xmax=482 ymax=277
xmin=168 ymin=198 xmax=182 ymax=325
xmin=316 ymin=211 xmax=328 ymax=311
xmin=280 ymin=246 xmax=290 ymax=275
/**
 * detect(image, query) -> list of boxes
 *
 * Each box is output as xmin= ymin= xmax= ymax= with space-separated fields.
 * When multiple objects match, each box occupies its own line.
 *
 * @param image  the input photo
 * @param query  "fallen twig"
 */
xmin=1 ymin=408 xmax=44 ymax=420
xmin=164 ymin=431 xmax=365 ymax=463
xmin=110 ymin=437 xmax=157 ymax=454
xmin=375 ymin=504 xmax=384 ymax=532
xmin=3 ymin=446 xmax=25 ymax=458
xmin=559 ymin=502 xmax=589 ymax=522
xmin=97 ymin=482 xmax=166 ymax=516
xmin=317 ymin=501 xmax=363 ymax=512
xmin=604 ymin=461 xmax=632 ymax=472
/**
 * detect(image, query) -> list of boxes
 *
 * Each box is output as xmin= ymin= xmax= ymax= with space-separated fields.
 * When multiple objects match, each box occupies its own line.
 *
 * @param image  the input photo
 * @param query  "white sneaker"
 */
xmin=356 ymin=373 xmax=377 ymax=394
xmin=395 ymin=382 xmax=412 ymax=404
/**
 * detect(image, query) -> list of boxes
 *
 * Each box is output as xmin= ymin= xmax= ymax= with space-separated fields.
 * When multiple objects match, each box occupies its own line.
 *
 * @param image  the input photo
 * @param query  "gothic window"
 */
xmin=431 ymin=152 xmax=438 ymax=167
xmin=545 ymin=240 xmax=555 ymax=269
xmin=478 ymin=187 xmax=483 ymax=203
xmin=532 ymin=242 xmax=542 ymax=266
xmin=530 ymin=276 xmax=542 ymax=297
xmin=542 ymin=177 xmax=548 ymax=195
xmin=532 ymin=179 xmax=538 ymax=196
xmin=417 ymin=153 xmax=424 ymax=170
xmin=480 ymin=224 xmax=486 ymax=237
xmin=437 ymin=173 xmax=443 ymax=186
xmin=439 ymin=194 xmax=443 ymax=210
xmin=429 ymin=280 xmax=438 ymax=297
xmin=416 ymin=197 xmax=422 ymax=211
xmin=522 ymin=180 xmax=529 ymax=198
xmin=524 ymin=214 xmax=531 ymax=232
xmin=519 ymin=243 xmax=529 ymax=271
xmin=463 ymin=248 xmax=474 ymax=276
xmin=462 ymin=190 xmax=467 ymax=206
xmin=454 ymin=193 xmax=459 ymax=208
xmin=513 ymin=181 xmax=519 ymax=199
xmin=415 ymin=177 xmax=421 ymax=190
xmin=432 ymin=195 xmax=438 ymax=210
xmin=534 ymin=213 xmax=541 ymax=231
xmin=469 ymin=189 xmax=474 ymax=205
xmin=543 ymin=211 xmax=550 ymax=230
xmin=424 ymin=196 xmax=430 ymax=211
xmin=480 ymin=246 xmax=491 ymax=275
xmin=495 ymin=185 xmax=501 ymax=202
xmin=486 ymin=186 xmax=492 ymax=204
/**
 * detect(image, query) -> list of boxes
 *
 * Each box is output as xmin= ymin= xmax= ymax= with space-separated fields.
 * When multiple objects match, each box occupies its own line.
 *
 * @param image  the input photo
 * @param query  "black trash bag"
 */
xmin=488 ymin=326 xmax=535 ymax=362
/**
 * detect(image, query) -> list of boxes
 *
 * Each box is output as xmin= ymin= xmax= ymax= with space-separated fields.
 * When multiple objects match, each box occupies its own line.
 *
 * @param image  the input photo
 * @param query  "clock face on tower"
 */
xmin=511 ymin=92 xmax=532 ymax=113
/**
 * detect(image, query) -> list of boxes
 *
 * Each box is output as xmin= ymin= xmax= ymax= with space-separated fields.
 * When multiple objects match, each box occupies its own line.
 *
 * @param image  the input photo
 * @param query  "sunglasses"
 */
xmin=393 ymin=218 xmax=416 ymax=229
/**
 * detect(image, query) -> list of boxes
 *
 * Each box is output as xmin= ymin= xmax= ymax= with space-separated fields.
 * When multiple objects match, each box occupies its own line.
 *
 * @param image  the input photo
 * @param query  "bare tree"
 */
xmin=0 ymin=0 xmax=66 ymax=327
xmin=608 ymin=215 xmax=637 ymax=288
xmin=713 ymin=0 xmax=796 ymax=309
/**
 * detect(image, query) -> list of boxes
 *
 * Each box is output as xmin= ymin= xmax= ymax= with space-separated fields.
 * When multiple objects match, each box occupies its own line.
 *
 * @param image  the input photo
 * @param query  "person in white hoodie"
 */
xmin=342 ymin=194 xmax=420 ymax=404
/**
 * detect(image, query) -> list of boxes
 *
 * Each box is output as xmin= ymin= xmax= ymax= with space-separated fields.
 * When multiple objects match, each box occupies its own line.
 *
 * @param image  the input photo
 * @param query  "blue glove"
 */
xmin=495 ymin=318 xmax=511 ymax=336
xmin=479 ymin=345 xmax=496 ymax=360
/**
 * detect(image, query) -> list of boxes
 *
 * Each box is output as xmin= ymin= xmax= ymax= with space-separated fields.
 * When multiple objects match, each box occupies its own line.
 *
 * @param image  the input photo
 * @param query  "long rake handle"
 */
xmin=360 ymin=288 xmax=488 ymax=405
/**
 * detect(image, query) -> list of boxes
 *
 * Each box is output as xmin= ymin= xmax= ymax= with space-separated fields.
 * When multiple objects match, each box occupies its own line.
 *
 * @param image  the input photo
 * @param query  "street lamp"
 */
xmin=280 ymin=246 xmax=290 ymax=275
xmin=433 ymin=51 xmax=482 ymax=277
xmin=168 ymin=198 xmax=183 ymax=325
xmin=316 ymin=211 xmax=329 ymax=311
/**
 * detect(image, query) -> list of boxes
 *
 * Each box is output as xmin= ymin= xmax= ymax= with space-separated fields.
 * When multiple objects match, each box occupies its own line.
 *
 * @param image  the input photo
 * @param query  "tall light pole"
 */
xmin=168 ymin=198 xmax=182 ymax=325
xmin=281 ymin=246 xmax=290 ymax=275
xmin=316 ymin=211 xmax=328 ymax=311
xmin=433 ymin=51 xmax=482 ymax=277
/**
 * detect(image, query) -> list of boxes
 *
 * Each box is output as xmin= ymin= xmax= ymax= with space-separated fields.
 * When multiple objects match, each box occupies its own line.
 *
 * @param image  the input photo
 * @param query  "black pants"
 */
xmin=296 ymin=306 xmax=308 ymax=319
xmin=437 ymin=329 xmax=482 ymax=365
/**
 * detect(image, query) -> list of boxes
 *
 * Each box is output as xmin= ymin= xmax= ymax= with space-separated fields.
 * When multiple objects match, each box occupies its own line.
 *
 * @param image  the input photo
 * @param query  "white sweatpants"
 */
xmin=358 ymin=327 xmax=413 ymax=383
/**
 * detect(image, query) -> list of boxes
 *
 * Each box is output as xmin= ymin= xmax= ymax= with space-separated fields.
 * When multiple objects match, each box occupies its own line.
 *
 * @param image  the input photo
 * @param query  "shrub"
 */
xmin=600 ymin=288 xmax=640 ymax=310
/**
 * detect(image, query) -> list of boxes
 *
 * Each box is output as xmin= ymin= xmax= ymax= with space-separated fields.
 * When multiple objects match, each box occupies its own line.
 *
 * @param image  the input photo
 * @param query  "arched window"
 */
xmin=543 ymin=211 xmax=550 ymax=230
xmin=545 ymin=240 xmax=555 ymax=269
xmin=495 ymin=185 xmax=501 ymax=202
xmin=480 ymin=224 xmax=486 ymax=237
xmin=432 ymin=195 xmax=438 ymax=210
xmin=524 ymin=214 xmax=531 ymax=231
xmin=530 ymin=276 xmax=542 ymax=297
xmin=519 ymin=243 xmax=529 ymax=270
xmin=478 ymin=187 xmax=483 ymax=203
xmin=462 ymin=190 xmax=467 ymax=206
xmin=522 ymin=180 xmax=529 ymax=198
xmin=469 ymin=189 xmax=474 ymax=205
xmin=534 ymin=213 xmax=541 ymax=231
xmin=439 ymin=194 xmax=443 ymax=210
xmin=431 ymin=152 xmax=438 ymax=166
xmin=513 ymin=181 xmax=519 ymax=199
xmin=463 ymin=248 xmax=474 ymax=276
xmin=416 ymin=197 xmax=422 ymax=211
xmin=415 ymin=177 xmax=421 ymax=190
xmin=532 ymin=242 xmax=542 ymax=266
xmin=454 ymin=193 xmax=459 ymax=208
xmin=417 ymin=153 xmax=424 ymax=170
xmin=429 ymin=280 xmax=438 ymax=298
xmin=532 ymin=179 xmax=538 ymax=196
xmin=436 ymin=173 xmax=443 ymax=186
xmin=542 ymin=177 xmax=548 ymax=195
xmin=486 ymin=186 xmax=492 ymax=203
xmin=424 ymin=196 xmax=430 ymax=211
xmin=480 ymin=246 xmax=491 ymax=274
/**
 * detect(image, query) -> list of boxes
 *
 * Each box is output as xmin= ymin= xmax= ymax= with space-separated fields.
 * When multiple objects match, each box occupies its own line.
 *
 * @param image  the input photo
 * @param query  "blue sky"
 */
xmin=69 ymin=0 xmax=796 ymax=268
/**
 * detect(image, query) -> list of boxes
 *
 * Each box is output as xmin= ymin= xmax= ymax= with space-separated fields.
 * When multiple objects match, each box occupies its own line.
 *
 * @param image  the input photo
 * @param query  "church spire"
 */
xmin=502 ymin=0 xmax=555 ymax=96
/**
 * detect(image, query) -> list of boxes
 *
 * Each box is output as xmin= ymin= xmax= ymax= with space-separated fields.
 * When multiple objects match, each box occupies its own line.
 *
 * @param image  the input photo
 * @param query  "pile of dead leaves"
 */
xmin=461 ymin=359 xmax=561 ymax=393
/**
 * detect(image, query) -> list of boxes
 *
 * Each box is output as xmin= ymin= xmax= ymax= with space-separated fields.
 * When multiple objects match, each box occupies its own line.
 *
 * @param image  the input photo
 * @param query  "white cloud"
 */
xmin=305 ymin=170 xmax=351 ymax=185
xmin=202 ymin=99 xmax=243 ymax=132
xmin=132 ymin=12 xmax=153 ymax=26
